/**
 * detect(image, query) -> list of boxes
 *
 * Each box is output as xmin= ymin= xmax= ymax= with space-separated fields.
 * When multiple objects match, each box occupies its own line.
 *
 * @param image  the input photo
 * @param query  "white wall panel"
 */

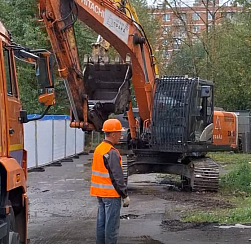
xmin=66 ymin=122 xmax=75 ymax=156
xmin=53 ymin=120 xmax=66 ymax=161
xmin=76 ymin=128 xmax=84 ymax=153
xmin=37 ymin=120 xmax=53 ymax=166
xmin=25 ymin=118 xmax=85 ymax=169
xmin=24 ymin=122 xmax=36 ymax=168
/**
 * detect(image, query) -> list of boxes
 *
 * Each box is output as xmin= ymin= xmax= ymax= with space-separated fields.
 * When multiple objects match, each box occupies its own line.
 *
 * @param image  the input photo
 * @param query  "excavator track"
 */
xmin=190 ymin=157 xmax=219 ymax=192
xmin=122 ymin=156 xmax=128 ymax=185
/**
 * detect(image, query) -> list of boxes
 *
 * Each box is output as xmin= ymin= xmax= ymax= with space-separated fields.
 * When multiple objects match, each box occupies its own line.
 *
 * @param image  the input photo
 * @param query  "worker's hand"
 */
xmin=123 ymin=196 xmax=130 ymax=207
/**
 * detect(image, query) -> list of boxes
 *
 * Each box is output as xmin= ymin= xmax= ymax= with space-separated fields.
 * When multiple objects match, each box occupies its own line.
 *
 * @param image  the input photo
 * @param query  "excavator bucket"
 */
xmin=83 ymin=63 xmax=132 ymax=131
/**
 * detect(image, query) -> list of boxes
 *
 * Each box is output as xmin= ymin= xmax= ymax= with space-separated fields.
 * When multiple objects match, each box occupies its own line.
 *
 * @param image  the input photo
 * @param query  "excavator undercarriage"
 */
xmin=124 ymin=151 xmax=220 ymax=192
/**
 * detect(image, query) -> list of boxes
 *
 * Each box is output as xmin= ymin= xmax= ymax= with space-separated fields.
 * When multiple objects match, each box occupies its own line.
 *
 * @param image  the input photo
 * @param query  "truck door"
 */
xmin=3 ymin=47 xmax=23 ymax=165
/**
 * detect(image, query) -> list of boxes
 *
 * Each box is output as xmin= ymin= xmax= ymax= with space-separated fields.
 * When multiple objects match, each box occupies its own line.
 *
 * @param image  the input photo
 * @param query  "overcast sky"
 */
xmin=147 ymin=0 xmax=230 ymax=7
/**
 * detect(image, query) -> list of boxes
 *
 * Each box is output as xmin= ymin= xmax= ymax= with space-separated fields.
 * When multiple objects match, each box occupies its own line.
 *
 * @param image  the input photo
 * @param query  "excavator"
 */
xmin=0 ymin=0 xmax=238 ymax=243
xmin=37 ymin=0 xmax=238 ymax=190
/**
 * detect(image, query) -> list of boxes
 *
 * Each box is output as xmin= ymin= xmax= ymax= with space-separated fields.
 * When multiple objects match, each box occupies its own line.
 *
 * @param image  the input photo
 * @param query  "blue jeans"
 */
xmin=96 ymin=197 xmax=121 ymax=244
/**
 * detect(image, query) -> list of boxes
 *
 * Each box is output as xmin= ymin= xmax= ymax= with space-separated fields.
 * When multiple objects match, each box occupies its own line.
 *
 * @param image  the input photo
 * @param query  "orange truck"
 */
xmin=0 ymin=20 xmax=55 ymax=244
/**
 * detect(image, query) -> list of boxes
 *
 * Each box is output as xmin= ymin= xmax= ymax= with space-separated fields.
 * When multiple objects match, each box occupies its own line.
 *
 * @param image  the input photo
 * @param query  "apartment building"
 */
xmin=150 ymin=0 xmax=242 ymax=61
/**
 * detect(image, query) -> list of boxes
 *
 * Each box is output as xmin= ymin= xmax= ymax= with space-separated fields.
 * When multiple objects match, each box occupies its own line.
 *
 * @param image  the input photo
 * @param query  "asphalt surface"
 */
xmin=27 ymin=154 xmax=251 ymax=244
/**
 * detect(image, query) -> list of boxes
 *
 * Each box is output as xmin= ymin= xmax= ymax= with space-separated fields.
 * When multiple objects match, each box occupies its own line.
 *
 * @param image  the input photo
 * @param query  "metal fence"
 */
xmin=234 ymin=111 xmax=251 ymax=153
xmin=85 ymin=131 xmax=103 ymax=152
xmin=24 ymin=115 xmax=85 ymax=169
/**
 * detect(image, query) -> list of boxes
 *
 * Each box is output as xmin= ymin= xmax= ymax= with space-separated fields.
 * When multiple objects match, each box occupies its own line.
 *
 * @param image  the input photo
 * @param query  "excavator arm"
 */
xmin=38 ymin=0 xmax=158 ymax=132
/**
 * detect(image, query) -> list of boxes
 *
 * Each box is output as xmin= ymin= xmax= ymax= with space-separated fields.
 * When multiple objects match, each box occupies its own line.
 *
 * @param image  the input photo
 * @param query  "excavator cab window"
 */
xmin=191 ymin=84 xmax=213 ymax=141
xmin=36 ymin=52 xmax=55 ymax=106
xmin=36 ymin=53 xmax=54 ymax=91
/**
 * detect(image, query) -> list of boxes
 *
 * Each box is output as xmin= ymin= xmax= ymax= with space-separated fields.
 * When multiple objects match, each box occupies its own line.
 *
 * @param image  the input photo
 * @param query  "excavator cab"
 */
xmin=36 ymin=51 xmax=55 ymax=106
xmin=17 ymin=50 xmax=55 ymax=123
xmin=151 ymin=76 xmax=214 ymax=153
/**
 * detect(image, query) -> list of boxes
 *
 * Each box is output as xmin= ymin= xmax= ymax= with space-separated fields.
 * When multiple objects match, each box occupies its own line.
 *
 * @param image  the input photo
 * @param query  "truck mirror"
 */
xmin=36 ymin=52 xmax=55 ymax=106
xmin=19 ymin=110 xmax=28 ymax=124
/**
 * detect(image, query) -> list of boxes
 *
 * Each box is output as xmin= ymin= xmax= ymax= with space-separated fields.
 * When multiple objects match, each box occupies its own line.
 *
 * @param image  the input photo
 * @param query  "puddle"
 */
xmin=29 ymin=211 xmax=71 ymax=218
xmin=161 ymin=219 xmax=212 ymax=232
xmin=42 ymin=190 xmax=50 ymax=193
xmin=120 ymin=214 xmax=139 ymax=219
xmin=216 ymin=224 xmax=251 ymax=229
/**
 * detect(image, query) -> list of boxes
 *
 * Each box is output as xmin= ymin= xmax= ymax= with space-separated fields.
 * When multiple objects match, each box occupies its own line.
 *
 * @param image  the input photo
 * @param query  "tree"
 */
xmin=212 ymin=13 xmax=251 ymax=110
xmin=0 ymin=0 xmax=96 ymax=114
xmin=152 ymin=0 xmax=240 ymax=78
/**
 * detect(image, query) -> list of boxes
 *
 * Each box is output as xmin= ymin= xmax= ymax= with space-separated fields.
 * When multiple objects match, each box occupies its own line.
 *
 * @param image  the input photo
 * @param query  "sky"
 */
xmin=147 ymin=0 xmax=229 ymax=7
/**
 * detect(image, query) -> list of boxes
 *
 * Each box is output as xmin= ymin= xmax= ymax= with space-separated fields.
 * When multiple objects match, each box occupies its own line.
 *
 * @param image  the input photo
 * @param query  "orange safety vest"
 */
xmin=90 ymin=141 xmax=122 ymax=198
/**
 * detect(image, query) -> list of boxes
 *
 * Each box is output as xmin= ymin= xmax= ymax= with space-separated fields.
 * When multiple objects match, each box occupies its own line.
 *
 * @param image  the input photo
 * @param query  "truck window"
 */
xmin=3 ymin=49 xmax=13 ymax=95
xmin=3 ymin=48 xmax=18 ymax=97
xmin=3 ymin=48 xmax=13 ymax=96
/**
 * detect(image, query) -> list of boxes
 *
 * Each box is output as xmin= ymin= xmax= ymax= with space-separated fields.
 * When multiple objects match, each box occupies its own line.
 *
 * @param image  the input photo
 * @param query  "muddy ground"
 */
xmin=27 ymin=154 xmax=251 ymax=244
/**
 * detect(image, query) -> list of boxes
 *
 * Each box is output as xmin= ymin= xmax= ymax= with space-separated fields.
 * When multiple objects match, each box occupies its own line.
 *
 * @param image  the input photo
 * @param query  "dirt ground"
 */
xmin=27 ymin=154 xmax=251 ymax=244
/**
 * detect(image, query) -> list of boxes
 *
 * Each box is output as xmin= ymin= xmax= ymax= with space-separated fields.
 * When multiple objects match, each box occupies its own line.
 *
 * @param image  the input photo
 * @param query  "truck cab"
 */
xmin=0 ymin=20 xmax=55 ymax=244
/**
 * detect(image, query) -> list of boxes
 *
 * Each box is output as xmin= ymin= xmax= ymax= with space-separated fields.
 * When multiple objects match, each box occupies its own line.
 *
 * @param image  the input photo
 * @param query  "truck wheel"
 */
xmin=8 ymin=202 xmax=20 ymax=244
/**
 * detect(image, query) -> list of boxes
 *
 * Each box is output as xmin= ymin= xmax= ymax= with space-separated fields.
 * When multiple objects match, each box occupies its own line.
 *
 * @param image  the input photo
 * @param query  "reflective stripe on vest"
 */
xmin=90 ymin=141 xmax=122 ymax=198
xmin=91 ymin=182 xmax=115 ymax=189
xmin=92 ymin=170 xmax=110 ymax=178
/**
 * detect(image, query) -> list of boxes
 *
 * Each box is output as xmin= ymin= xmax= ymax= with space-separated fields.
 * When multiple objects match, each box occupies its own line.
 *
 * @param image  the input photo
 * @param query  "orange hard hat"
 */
xmin=102 ymin=119 xmax=125 ymax=132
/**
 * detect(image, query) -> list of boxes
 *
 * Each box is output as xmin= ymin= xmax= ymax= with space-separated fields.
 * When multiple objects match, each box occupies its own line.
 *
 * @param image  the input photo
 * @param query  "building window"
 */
xmin=173 ymin=39 xmax=181 ymax=50
xmin=193 ymin=25 xmax=201 ymax=33
xmin=192 ymin=13 xmax=200 ymax=21
xmin=157 ymin=4 xmax=163 ymax=9
xmin=173 ymin=43 xmax=179 ymax=50
xmin=225 ymin=12 xmax=236 ymax=20
xmin=150 ymin=14 xmax=155 ymax=20
xmin=163 ymin=13 xmax=170 ymax=22
xmin=174 ymin=26 xmax=186 ymax=39
xmin=163 ymin=26 xmax=170 ymax=35
xmin=180 ymin=13 xmax=186 ymax=21
xmin=208 ymin=12 xmax=212 ymax=20
xmin=162 ymin=50 xmax=169 ymax=59
xmin=162 ymin=39 xmax=169 ymax=46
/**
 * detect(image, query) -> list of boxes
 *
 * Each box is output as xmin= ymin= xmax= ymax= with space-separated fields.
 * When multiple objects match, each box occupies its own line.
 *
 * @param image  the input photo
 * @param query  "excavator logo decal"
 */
xmin=81 ymin=0 xmax=105 ymax=18
xmin=104 ymin=9 xmax=129 ymax=43
xmin=215 ymin=116 xmax=221 ymax=130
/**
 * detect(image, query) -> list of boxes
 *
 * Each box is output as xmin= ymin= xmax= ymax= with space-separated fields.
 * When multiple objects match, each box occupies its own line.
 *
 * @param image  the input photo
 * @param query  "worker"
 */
xmin=90 ymin=118 xmax=130 ymax=244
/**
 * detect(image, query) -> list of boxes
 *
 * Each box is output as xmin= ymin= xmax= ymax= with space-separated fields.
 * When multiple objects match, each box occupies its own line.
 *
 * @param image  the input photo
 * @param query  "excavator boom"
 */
xmin=39 ymin=0 xmax=158 ymax=131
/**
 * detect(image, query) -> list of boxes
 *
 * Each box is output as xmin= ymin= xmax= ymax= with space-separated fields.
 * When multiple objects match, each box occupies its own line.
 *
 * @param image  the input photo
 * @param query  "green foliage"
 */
xmin=131 ymin=0 xmax=160 ymax=48
xmin=209 ymin=152 xmax=251 ymax=194
xmin=74 ymin=21 xmax=97 ymax=66
xmin=220 ymin=162 xmax=251 ymax=194
xmin=0 ymin=0 xmax=96 ymax=114
xmin=164 ymin=9 xmax=251 ymax=111
xmin=166 ymin=42 xmax=207 ymax=77
xmin=183 ymin=198 xmax=251 ymax=223
xmin=212 ymin=14 xmax=251 ymax=110
xmin=0 ymin=0 xmax=49 ymax=48
xmin=182 ymin=156 xmax=251 ymax=224
xmin=208 ymin=152 xmax=251 ymax=170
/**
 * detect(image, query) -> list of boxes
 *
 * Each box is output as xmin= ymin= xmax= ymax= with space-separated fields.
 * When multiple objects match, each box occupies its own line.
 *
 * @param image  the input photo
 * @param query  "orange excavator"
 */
xmin=0 ymin=0 xmax=238 ymax=242
xmin=37 ymin=0 xmax=238 ymax=190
